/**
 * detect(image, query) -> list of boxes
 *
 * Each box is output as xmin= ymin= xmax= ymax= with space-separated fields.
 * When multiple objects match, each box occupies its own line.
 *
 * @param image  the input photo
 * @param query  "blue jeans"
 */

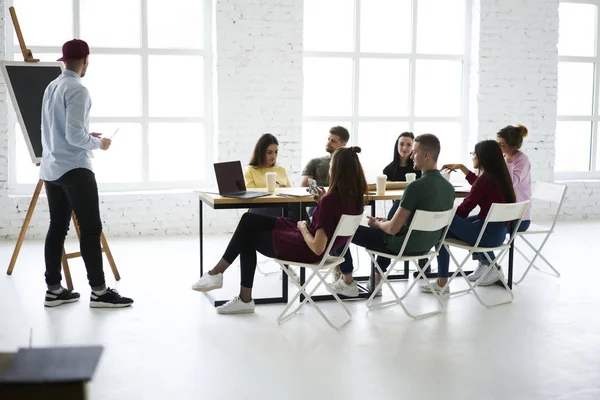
xmin=437 ymin=215 xmax=508 ymax=278
xmin=337 ymin=226 xmax=394 ymax=275
xmin=518 ymin=220 xmax=530 ymax=232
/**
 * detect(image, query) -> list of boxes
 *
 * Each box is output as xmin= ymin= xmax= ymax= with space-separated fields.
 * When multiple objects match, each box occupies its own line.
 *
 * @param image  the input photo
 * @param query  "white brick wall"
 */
xmin=472 ymin=0 xmax=598 ymax=220
xmin=1 ymin=0 xmax=598 ymax=241
xmin=0 ymin=0 xmax=303 ymax=240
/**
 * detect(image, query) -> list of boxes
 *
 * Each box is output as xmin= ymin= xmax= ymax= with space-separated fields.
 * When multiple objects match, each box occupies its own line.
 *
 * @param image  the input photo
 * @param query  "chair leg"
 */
xmin=366 ymin=254 xmax=444 ymax=319
xmin=456 ymin=250 xmax=514 ymax=308
xmin=515 ymin=235 xmax=559 ymax=284
xmin=277 ymin=265 xmax=351 ymax=330
xmin=276 ymin=267 xmax=318 ymax=324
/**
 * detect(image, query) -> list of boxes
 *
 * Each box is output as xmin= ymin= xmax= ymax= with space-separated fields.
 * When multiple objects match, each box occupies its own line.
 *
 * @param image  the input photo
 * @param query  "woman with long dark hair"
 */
xmin=422 ymin=140 xmax=517 ymax=294
xmin=244 ymin=133 xmax=289 ymax=188
xmin=191 ymin=147 xmax=368 ymax=314
xmin=382 ymin=132 xmax=422 ymax=220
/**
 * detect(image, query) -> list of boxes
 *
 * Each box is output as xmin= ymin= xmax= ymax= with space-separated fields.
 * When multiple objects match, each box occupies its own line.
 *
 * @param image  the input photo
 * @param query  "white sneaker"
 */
xmin=419 ymin=280 xmax=450 ymax=297
xmin=366 ymin=280 xmax=383 ymax=297
xmin=327 ymin=278 xmax=359 ymax=297
xmin=216 ymin=296 xmax=255 ymax=315
xmin=478 ymin=266 xmax=504 ymax=286
xmin=468 ymin=262 xmax=488 ymax=282
xmin=191 ymin=273 xmax=223 ymax=292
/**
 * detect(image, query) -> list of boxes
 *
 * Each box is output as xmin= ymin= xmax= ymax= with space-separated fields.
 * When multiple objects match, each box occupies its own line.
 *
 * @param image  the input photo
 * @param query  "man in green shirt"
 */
xmin=329 ymin=134 xmax=456 ymax=298
xmin=300 ymin=126 xmax=349 ymax=187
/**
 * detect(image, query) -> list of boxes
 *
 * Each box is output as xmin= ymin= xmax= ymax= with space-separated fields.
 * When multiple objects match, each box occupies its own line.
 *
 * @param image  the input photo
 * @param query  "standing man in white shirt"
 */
xmin=40 ymin=39 xmax=133 ymax=308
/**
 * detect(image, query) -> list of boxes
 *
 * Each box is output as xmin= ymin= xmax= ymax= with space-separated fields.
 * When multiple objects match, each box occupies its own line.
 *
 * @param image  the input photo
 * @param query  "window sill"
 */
xmin=8 ymin=187 xmax=216 ymax=199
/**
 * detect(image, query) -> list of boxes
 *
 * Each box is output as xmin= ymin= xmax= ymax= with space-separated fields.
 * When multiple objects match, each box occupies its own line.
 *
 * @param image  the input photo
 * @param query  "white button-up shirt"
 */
xmin=40 ymin=69 xmax=101 ymax=181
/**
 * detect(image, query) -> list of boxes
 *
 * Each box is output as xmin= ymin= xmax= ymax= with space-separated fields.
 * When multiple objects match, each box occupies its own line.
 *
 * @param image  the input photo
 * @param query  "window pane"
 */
xmin=558 ymin=3 xmax=597 ymax=57
xmin=417 ymin=0 xmax=465 ymax=54
xmin=89 ymin=123 xmax=142 ymax=183
xmin=13 ymin=0 xmax=72 ymax=46
xmin=149 ymin=56 xmax=204 ymax=117
xmin=84 ymin=55 xmax=142 ymax=117
xmin=81 ymin=0 xmax=140 ymax=48
xmin=303 ymin=58 xmax=353 ymax=116
xmin=359 ymin=59 xmax=409 ymax=116
xmin=15 ymin=125 xmax=39 ymax=184
xmin=149 ymin=123 xmax=205 ymax=181
xmin=555 ymin=121 xmax=591 ymax=172
xmin=413 ymin=122 xmax=463 ymax=168
xmin=357 ymin=122 xmax=410 ymax=179
xmin=361 ymin=0 xmax=411 ymax=53
xmin=557 ymin=62 xmax=594 ymax=116
xmin=301 ymin=122 xmax=345 ymax=169
xmin=415 ymin=60 xmax=463 ymax=117
xmin=304 ymin=0 xmax=354 ymax=51
xmin=148 ymin=0 xmax=203 ymax=49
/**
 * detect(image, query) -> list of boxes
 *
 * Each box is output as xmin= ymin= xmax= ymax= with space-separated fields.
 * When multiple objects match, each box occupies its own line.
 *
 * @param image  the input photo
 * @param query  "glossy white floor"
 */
xmin=1 ymin=220 xmax=599 ymax=400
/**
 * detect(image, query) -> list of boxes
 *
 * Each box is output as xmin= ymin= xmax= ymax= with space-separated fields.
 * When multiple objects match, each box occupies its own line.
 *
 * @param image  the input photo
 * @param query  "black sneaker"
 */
xmin=90 ymin=288 xmax=134 ymax=308
xmin=44 ymin=289 xmax=80 ymax=307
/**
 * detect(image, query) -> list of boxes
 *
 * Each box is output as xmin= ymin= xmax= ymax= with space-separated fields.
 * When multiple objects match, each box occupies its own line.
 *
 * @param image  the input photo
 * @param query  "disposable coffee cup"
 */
xmin=265 ymin=172 xmax=277 ymax=192
xmin=376 ymin=175 xmax=387 ymax=196
xmin=406 ymin=173 xmax=417 ymax=182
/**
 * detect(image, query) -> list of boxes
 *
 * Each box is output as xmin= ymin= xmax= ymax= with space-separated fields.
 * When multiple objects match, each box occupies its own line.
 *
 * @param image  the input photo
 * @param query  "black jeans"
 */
xmin=222 ymin=212 xmax=277 ymax=288
xmin=339 ymin=226 xmax=428 ymax=274
xmin=44 ymin=168 xmax=105 ymax=289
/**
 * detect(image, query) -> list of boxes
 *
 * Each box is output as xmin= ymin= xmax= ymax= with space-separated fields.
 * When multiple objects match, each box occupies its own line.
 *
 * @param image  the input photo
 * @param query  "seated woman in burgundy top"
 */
xmin=191 ymin=147 xmax=368 ymax=315
xmin=427 ymin=140 xmax=516 ymax=295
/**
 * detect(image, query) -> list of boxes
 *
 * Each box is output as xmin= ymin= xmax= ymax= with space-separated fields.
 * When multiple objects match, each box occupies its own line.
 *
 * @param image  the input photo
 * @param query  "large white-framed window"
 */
xmin=302 ymin=0 xmax=471 ymax=179
xmin=6 ymin=0 xmax=213 ymax=193
xmin=557 ymin=0 xmax=600 ymax=179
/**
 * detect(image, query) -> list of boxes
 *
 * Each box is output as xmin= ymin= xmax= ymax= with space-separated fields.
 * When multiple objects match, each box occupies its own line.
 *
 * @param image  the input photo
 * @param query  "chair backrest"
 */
xmin=332 ymin=214 xmax=364 ymax=237
xmin=395 ymin=208 xmax=457 ymax=257
xmin=409 ymin=209 xmax=457 ymax=232
xmin=485 ymin=201 xmax=530 ymax=223
xmin=319 ymin=214 xmax=364 ymax=267
xmin=474 ymin=201 xmax=530 ymax=248
xmin=532 ymin=181 xmax=567 ymax=204
xmin=531 ymin=182 xmax=568 ymax=232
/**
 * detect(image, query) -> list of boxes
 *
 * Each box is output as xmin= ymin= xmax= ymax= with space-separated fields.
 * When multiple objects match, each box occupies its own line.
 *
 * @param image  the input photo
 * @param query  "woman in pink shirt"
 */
xmin=497 ymin=124 xmax=531 ymax=231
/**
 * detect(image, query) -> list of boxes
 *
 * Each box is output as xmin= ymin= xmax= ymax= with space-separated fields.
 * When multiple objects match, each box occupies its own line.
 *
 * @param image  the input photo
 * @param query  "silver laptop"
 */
xmin=214 ymin=161 xmax=272 ymax=199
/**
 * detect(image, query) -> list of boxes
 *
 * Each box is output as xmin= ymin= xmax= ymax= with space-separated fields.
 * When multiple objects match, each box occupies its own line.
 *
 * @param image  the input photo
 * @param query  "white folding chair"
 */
xmin=444 ymin=201 xmax=530 ymax=308
xmin=365 ymin=208 xmax=457 ymax=319
xmin=515 ymin=182 xmax=567 ymax=284
xmin=273 ymin=214 xmax=364 ymax=330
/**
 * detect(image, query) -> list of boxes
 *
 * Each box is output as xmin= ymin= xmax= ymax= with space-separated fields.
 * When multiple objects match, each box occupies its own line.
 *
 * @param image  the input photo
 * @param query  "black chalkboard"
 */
xmin=0 ymin=62 xmax=63 ymax=163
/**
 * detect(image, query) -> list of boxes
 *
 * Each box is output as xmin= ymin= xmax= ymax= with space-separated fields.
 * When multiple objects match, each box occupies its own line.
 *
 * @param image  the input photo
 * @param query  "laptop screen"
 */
xmin=214 ymin=161 xmax=247 ymax=194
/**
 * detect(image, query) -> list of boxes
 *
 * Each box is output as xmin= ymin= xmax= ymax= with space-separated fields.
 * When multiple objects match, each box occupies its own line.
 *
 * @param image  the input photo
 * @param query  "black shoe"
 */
xmin=90 ymin=288 xmax=134 ymax=308
xmin=44 ymin=289 xmax=80 ymax=307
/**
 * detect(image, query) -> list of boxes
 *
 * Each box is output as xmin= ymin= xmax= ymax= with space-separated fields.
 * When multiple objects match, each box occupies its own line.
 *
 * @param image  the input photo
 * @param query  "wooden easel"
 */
xmin=5 ymin=7 xmax=120 ymax=290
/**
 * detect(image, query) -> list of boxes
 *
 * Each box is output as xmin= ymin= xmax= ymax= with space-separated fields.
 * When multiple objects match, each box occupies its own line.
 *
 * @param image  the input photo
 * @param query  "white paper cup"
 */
xmin=441 ymin=171 xmax=451 ymax=181
xmin=406 ymin=173 xmax=417 ymax=182
xmin=376 ymin=175 xmax=387 ymax=196
xmin=265 ymin=172 xmax=277 ymax=192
